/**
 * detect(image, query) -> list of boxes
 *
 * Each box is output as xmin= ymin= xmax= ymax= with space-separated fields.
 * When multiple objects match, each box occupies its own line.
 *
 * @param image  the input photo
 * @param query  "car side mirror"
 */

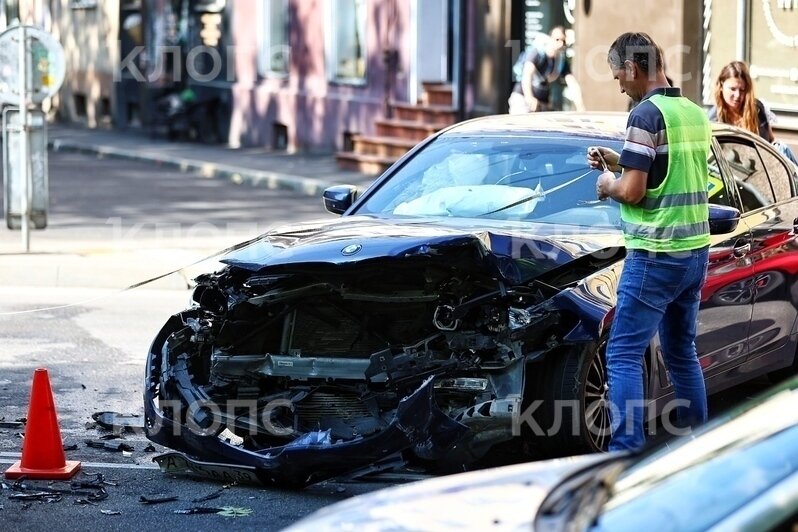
xmin=323 ymin=185 xmax=358 ymax=215
xmin=708 ymin=204 xmax=740 ymax=235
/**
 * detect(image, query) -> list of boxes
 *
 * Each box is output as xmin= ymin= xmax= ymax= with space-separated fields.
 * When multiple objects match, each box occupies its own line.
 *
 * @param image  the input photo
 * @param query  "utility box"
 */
xmin=3 ymin=108 xmax=48 ymax=229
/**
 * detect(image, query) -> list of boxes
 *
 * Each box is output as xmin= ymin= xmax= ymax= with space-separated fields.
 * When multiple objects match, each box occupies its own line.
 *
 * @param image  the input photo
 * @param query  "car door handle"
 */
xmin=733 ymin=241 xmax=751 ymax=258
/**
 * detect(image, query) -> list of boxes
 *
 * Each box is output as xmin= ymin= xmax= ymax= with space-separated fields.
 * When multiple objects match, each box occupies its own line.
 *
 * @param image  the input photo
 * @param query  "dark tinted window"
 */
xmin=756 ymin=144 xmax=794 ymax=202
xmin=718 ymin=139 xmax=775 ymax=211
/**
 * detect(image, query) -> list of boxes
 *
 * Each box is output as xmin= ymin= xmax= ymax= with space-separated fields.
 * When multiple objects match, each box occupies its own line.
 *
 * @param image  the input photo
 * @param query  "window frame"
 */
xmin=708 ymin=138 xmax=745 ymax=213
xmin=324 ymin=0 xmax=368 ymax=86
xmin=256 ymin=0 xmax=290 ymax=79
xmin=714 ymin=135 xmax=777 ymax=214
xmin=752 ymin=139 xmax=797 ymax=203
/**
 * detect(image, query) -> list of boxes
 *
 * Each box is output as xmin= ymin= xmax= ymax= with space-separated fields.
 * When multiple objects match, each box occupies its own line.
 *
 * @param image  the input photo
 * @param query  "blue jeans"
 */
xmin=607 ymin=247 xmax=709 ymax=451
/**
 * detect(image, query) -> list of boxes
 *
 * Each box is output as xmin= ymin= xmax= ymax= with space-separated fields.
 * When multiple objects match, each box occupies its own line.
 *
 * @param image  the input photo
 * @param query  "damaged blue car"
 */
xmin=145 ymin=113 xmax=798 ymax=486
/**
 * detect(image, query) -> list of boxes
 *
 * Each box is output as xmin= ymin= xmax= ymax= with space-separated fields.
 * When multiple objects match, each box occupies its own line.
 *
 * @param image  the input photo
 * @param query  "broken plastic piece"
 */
xmin=91 ymin=411 xmax=144 ymax=434
xmin=9 ymin=492 xmax=62 ymax=502
xmin=153 ymin=452 xmax=261 ymax=485
xmin=100 ymin=510 xmax=121 ymax=516
xmin=84 ymin=440 xmax=134 ymax=452
xmin=174 ymin=507 xmax=223 ymax=515
xmin=140 ymin=495 xmax=179 ymax=505
xmin=286 ymin=429 xmax=332 ymax=448
xmin=191 ymin=489 xmax=224 ymax=503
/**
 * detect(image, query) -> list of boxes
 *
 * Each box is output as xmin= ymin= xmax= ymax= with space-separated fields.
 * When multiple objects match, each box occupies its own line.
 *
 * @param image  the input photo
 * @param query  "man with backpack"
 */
xmin=508 ymin=26 xmax=585 ymax=114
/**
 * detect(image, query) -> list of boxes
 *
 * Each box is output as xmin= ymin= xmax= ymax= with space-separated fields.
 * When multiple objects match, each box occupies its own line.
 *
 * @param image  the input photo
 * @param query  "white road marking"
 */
xmin=0 ymin=453 xmax=159 ymax=470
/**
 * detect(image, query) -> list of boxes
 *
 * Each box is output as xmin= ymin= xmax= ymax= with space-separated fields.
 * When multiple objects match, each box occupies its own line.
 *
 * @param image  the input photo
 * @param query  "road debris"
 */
xmin=85 ymin=440 xmax=134 ymax=453
xmin=92 ymin=411 xmax=144 ymax=434
xmin=139 ymin=495 xmax=179 ymax=505
xmin=217 ymin=506 xmax=253 ymax=517
xmin=100 ymin=510 xmax=121 ymax=515
xmin=191 ymin=488 xmax=225 ymax=503
xmin=7 ymin=476 xmax=109 ymax=505
xmin=8 ymin=492 xmax=63 ymax=503
xmin=174 ymin=507 xmax=223 ymax=515
xmin=174 ymin=506 xmax=253 ymax=517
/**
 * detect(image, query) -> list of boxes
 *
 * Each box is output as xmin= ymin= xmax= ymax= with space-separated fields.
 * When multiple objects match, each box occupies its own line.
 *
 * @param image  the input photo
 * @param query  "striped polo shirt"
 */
xmin=619 ymin=87 xmax=682 ymax=190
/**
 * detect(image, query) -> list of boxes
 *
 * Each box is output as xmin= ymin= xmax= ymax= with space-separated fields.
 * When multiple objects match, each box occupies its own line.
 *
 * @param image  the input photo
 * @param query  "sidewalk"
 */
xmin=49 ymin=125 xmax=376 ymax=197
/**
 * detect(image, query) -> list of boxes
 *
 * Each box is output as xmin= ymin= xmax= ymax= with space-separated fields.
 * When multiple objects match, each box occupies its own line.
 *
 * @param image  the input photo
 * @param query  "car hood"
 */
xmin=221 ymin=216 xmax=623 ymax=284
xmin=282 ymin=453 xmax=608 ymax=531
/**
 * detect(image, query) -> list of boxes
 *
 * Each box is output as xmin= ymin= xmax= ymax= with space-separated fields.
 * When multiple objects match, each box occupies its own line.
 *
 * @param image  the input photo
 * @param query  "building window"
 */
xmin=4 ymin=0 xmax=18 ymax=26
xmin=258 ymin=0 xmax=289 ymax=77
xmin=325 ymin=0 xmax=367 ymax=83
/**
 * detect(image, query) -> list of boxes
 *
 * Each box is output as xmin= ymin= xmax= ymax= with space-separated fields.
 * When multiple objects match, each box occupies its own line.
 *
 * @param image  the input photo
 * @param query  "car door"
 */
xmin=691 ymin=138 xmax=756 ymax=384
xmin=740 ymin=137 xmax=798 ymax=370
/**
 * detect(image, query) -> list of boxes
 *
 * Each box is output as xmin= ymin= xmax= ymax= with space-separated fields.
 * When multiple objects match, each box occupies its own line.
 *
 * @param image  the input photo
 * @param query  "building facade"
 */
xmin=50 ymin=0 xmax=119 ymax=127
xmin=44 ymin=1 xmax=798 ymax=151
xmin=572 ymin=0 xmax=798 ymax=127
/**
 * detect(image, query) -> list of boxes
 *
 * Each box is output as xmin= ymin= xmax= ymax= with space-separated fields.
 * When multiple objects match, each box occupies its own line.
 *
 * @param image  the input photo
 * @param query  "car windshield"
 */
xmin=354 ymin=135 xmax=625 ymax=228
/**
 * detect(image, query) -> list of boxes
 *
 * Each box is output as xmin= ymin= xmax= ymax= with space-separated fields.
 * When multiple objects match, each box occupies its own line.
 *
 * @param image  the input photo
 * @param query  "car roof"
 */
xmin=439 ymin=111 xmax=743 ymax=141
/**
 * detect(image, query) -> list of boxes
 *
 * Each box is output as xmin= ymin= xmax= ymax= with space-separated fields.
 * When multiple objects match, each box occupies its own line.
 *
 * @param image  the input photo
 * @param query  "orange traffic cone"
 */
xmin=4 ymin=368 xmax=81 ymax=480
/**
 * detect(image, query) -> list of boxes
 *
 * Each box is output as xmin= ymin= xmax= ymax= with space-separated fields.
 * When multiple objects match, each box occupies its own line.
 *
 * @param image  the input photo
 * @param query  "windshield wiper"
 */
xmin=476 ymin=169 xmax=595 ymax=218
xmin=478 ymin=190 xmax=545 ymax=217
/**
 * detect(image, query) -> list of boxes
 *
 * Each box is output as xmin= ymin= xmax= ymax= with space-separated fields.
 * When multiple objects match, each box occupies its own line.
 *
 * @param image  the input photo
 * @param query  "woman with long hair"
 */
xmin=708 ymin=60 xmax=773 ymax=141
xmin=708 ymin=61 xmax=798 ymax=166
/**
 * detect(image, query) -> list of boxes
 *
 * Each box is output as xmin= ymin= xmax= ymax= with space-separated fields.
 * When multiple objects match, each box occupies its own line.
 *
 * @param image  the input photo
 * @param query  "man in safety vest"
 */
xmin=587 ymin=32 xmax=711 ymax=451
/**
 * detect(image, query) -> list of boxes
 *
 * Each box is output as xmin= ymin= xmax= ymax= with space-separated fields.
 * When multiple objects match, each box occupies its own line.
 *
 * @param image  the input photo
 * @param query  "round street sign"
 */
xmin=0 ymin=25 xmax=66 ymax=104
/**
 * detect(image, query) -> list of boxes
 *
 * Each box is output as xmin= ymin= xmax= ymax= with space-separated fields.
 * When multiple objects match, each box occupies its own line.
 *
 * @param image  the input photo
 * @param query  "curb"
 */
xmin=49 ymin=139 xmax=331 ymax=197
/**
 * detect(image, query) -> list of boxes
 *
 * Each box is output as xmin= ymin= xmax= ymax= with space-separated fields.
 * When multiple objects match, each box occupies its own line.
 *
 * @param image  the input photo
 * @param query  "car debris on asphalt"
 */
xmin=92 ymin=411 xmax=145 ymax=434
xmin=84 ymin=440 xmax=134 ymax=453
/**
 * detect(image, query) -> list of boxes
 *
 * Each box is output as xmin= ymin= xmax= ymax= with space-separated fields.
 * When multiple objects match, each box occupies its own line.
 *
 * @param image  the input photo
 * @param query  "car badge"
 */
xmin=341 ymin=243 xmax=362 ymax=256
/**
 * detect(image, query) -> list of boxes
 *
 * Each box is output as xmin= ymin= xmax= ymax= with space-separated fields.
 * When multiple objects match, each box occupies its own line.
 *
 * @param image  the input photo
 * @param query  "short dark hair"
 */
xmin=607 ymin=32 xmax=663 ymax=74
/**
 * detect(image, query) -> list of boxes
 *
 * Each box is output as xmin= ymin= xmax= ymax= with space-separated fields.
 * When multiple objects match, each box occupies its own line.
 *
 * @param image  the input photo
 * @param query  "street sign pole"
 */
xmin=17 ymin=25 xmax=29 ymax=252
xmin=0 ymin=25 xmax=64 ymax=246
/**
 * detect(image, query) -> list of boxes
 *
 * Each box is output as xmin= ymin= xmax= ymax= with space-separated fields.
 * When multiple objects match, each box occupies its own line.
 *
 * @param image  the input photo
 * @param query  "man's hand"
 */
xmin=596 ymin=171 xmax=615 ymax=201
xmin=587 ymin=147 xmax=621 ymax=173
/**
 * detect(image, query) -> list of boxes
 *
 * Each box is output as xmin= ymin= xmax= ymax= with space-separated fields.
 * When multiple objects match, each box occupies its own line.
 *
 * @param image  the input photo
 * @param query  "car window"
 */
xmin=355 ymin=135 xmax=625 ymax=228
xmin=756 ymin=144 xmax=795 ymax=202
xmin=718 ymin=139 xmax=776 ymax=211
xmin=707 ymin=146 xmax=737 ymax=209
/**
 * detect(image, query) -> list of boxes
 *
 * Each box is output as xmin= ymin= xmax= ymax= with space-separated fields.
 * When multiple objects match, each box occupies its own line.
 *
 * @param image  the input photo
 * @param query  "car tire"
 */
xmin=528 ymin=340 xmax=611 ymax=456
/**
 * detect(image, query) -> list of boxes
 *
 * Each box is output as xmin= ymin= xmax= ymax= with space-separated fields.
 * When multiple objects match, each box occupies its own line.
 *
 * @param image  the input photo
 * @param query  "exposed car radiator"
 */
xmin=295 ymin=392 xmax=371 ymax=425
xmin=288 ymin=309 xmax=389 ymax=357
